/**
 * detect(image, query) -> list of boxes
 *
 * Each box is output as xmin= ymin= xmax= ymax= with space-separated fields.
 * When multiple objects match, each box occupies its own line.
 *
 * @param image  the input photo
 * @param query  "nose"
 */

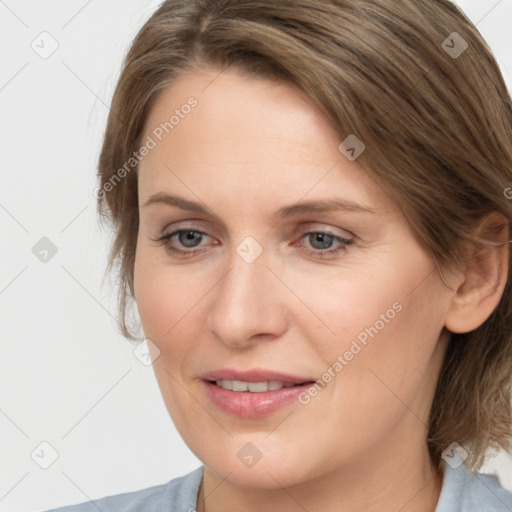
xmin=205 ymin=237 xmax=288 ymax=348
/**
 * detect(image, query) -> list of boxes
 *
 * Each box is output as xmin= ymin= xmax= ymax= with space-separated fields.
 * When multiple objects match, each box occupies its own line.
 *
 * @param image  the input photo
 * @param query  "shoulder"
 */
xmin=42 ymin=467 xmax=203 ymax=512
xmin=464 ymin=470 xmax=512 ymax=511
xmin=436 ymin=460 xmax=512 ymax=512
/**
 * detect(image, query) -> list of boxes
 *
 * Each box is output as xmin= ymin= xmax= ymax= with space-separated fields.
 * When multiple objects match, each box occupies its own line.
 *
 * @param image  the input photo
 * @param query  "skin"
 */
xmin=133 ymin=68 xmax=508 ymax=512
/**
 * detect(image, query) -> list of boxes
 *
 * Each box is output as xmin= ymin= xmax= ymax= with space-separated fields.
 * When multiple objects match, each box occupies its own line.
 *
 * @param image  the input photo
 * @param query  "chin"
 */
xmin=198 ymin=438 xmax=319 ymax=490
xmin=210 ymin=460 xmax=310 ymax=490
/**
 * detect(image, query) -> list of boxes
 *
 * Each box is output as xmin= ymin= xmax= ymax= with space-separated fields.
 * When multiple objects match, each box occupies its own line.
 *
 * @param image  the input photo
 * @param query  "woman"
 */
xmin=47 ymin=0 xmax=512 ymax=510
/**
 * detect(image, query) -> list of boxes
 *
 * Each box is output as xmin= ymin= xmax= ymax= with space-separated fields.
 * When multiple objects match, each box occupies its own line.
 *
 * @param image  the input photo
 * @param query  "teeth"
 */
xmin=248 ymin=382 xmax=268 ymax=392
xmin=217 ymin=379 xmax=233 ymax=390
xmin=215 ymin=380 xmax=299 ymax=392
xmin=232 ymin=380 xmax=248 ymax=391
xmin=269 ymin=380 xmax=285 ymax=390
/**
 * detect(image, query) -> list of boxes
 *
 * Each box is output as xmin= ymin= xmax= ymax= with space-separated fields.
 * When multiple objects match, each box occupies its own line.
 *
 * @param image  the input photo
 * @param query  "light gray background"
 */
xmin=1 ymin=1 xmax=511 ymax=511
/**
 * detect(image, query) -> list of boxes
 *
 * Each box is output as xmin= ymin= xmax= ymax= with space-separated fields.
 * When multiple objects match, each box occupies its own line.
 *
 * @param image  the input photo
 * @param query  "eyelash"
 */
xmin=152 ymin=227 xmax=353 ymax=259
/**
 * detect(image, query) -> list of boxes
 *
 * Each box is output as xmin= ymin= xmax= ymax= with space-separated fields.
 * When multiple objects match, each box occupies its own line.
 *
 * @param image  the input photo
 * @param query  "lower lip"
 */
xmin=202 ymin=380 xmax=314 ymax=418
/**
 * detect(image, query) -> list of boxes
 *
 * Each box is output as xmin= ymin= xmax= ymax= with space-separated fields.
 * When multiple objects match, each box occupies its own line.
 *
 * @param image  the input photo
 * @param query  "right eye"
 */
xmin=153 ymin=229 xmax=214 ymax=257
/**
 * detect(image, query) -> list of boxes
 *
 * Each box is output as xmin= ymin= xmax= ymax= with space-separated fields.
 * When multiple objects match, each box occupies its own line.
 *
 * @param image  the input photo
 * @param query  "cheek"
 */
xmin=133 ymin=246 xmax=205 ymax=422
xmin=345 ymin=286 xmax=447 ymax=450
xmin=133 ymin=244 xmax=210 ymax=359
xmin=134 ymin=244 xmax=178 ymax=349
xmin=310 ymin=247 xmax=446 ymax=365
xmin=298 ymin=248 xmax=448 ymax=405
xmin=133 ymin=258 xmax=169 ymax=340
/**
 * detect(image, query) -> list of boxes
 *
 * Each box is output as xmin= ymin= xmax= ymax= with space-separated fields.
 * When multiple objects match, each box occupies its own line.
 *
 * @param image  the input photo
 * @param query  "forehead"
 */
xmin=137 ymin=68 xmax=393 ymax=216
xmin=142 ymin=68 xmax=338 ymax=157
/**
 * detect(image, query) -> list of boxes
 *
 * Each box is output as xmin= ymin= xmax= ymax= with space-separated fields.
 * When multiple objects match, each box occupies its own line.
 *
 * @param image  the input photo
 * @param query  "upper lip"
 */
xmin=200 ymin=368 xmax=315 ymax=384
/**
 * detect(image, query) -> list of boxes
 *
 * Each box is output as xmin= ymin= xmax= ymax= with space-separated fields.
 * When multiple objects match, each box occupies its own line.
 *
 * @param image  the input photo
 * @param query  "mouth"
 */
xmin=200 ymin=370 xmax=317 ymax=418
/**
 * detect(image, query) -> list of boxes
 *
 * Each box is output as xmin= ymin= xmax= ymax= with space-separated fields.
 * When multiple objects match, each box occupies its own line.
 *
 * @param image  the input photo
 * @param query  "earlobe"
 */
xmin=444 ymin=212 xmax=510 ymax=334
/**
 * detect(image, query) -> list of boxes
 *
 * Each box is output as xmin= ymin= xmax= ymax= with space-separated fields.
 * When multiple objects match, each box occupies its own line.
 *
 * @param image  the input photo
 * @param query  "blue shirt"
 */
xmin=44 ymin=461 xmax=512 ymax=511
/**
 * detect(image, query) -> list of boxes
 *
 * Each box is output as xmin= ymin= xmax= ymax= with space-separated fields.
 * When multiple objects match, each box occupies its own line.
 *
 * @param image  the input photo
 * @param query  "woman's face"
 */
xmin=134 ymin=68 xmax=454 ymax=489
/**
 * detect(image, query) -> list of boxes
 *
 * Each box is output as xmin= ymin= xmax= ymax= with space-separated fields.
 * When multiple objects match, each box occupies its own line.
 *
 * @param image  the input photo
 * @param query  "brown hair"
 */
xmin=96 ymin=0 xmax=512 ymax=472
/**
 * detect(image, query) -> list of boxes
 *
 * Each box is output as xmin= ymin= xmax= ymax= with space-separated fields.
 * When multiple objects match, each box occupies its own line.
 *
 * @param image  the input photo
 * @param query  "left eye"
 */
xmin=173 ymin=230 xmax=207 ymax=248
xmin=304 ymin=232 xmax=343 ymax=250
xmin=298 ymin=230 xmax=353 ymax=258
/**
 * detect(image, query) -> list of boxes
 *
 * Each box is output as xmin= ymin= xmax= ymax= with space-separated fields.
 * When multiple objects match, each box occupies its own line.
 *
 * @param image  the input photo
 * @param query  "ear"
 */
xmin=445 ymin=212 xmax=510 ymax=334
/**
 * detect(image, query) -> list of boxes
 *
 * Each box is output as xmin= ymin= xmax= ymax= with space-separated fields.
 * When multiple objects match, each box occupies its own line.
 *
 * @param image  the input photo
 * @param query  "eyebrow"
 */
xmin=142 ymin=192 xmax=379 ymax=219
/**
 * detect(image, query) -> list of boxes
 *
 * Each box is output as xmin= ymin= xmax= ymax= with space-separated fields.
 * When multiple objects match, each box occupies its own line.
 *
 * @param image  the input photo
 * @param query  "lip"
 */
xmin=200 ymin=368 xmax=316 ymax=418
